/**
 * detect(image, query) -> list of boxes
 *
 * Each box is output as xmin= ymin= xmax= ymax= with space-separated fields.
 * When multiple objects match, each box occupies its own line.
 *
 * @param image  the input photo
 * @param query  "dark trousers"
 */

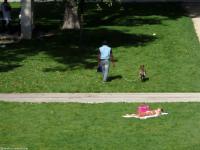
xmin=1 ymin=20 xmax=11 ymax=33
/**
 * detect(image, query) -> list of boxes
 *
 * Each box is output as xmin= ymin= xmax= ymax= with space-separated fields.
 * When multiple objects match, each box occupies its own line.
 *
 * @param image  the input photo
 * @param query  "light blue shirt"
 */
xmin=99 ymin=45 xmax=111 ymax=60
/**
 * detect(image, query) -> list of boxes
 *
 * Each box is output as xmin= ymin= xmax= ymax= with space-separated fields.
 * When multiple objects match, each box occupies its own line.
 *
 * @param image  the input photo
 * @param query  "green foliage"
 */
xmin=1 ymin=102 xmax=200 ymax=150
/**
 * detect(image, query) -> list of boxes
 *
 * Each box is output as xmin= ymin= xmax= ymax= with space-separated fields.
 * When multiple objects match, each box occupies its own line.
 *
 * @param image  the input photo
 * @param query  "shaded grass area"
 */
xmin=0 ymin=2 xmax=200 ymax=92
xmin=84 ymin=2 xmax=184 ymax=27
xmin=1 ymin=102 xmax=200 ymax=150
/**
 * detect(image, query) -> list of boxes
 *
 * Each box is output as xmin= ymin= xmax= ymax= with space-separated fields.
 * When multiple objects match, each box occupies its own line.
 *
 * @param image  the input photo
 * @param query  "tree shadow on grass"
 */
xmin=0 ymin=28 xmax=157 ymax=72
xmin=0 ymin=2 xmax=186 ymax=73
xmin=0 ymin=45 xmax=37 ymax=72
xmin=85 ymin=13 xmax=166 ymax=27
xmin=81 ymin=28 xmax=157 ymax=47
xmin=41 ymin=28 xmax=157 ymax=72
xmin=183 ymin=3 xmax=200 ymax=18
xmin=32 ymin=2 xmax=186 ymax=31
xmin=0 ymin=64 xmax=22 ymax=72
xmin=84 ymin=2 xmax=186 ymax=27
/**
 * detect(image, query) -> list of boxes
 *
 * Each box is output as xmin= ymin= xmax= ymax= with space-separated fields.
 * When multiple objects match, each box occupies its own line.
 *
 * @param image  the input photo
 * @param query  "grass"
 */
xmin=0 ymin=2 xmax=200 ymax=92
xmin=10 ymin=2 xmax=21 ymax=8
xmin=1 ymin=102 xmax=200 ymax=150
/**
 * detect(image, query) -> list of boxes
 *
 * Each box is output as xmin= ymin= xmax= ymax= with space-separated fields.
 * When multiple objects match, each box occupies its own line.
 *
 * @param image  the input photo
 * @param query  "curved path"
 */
xmin=1 ymin=93 xmax=200 ymax=103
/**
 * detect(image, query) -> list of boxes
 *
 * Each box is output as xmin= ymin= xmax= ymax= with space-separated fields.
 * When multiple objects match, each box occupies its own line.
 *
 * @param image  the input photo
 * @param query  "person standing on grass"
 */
xmin=0 ymin=0 xmax=11 ymax=32
xmin=98 ymin=41 xmax=115 ymax=82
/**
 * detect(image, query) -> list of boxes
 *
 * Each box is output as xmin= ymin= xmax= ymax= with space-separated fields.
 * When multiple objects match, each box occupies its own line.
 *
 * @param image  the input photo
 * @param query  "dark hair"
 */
xmin=140 ymin=65 xmax=145 ymax=71
xmin=102 ymin=41 xmax=107 ymax=45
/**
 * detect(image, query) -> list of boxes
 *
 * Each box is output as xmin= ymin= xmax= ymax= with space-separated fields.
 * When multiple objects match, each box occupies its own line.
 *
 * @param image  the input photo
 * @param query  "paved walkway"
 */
xmin=1 ymin=93 xmax=200 ymax=103
xmin=184 ymin=2 xmax=200 ymax=42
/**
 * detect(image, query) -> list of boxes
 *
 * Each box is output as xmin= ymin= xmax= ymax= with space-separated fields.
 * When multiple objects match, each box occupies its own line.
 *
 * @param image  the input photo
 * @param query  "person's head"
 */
xmin=140 ymin=103 xmax=146 ymax=106
xmin=102 ymin=40 xmax=107 ymax=45
xmin=140 ymin=65 xmax=145 ymax=70
xmin=158 ymin=108 xmax=164 ymax=112
xmin=4 ymin=0 xmax=8 ymax=3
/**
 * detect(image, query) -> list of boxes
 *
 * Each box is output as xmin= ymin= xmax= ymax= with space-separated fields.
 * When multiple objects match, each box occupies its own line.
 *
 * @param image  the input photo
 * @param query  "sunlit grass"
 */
xmin=0 ymin=2 xmax=200 ymax=92
xmin=0 ymin=102 xmax=200 ymax=150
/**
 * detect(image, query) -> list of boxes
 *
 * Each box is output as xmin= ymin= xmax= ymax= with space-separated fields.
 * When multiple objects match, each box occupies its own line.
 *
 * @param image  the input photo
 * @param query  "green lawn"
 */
xmin=1 ymin=2 xmax=200 ymax=92
xmin=0 ymin=102 xmax=200 ymax=150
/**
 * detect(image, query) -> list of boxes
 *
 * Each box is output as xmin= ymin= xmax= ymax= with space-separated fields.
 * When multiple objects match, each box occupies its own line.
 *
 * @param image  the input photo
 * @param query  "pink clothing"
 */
xmin=137 ymin=104 xmax=150 ymax=113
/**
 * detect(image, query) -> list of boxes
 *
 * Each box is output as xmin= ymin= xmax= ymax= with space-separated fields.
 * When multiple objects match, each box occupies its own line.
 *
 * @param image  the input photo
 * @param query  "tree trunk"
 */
xmin=62 ymin=0 xmax=80 ymax=30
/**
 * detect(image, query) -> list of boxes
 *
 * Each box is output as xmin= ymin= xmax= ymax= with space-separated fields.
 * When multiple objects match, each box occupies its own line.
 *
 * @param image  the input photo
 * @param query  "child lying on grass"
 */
xmin=123 ymin=103 xmax=167 ymax=119
xmin=138 ymin=107 xmax=163 ymax=117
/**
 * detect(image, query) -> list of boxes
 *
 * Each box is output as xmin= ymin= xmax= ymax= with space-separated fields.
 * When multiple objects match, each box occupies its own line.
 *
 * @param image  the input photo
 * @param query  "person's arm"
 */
xmin=98 ymin=49 xmax=100 ymax=66
xmin=110 ymin=50 xmax=115 ymax=67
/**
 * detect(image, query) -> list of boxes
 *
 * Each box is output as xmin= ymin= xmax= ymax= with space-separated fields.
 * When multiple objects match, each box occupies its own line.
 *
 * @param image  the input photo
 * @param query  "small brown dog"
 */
xmin=139 ymin=65 xmax=146 ymax=81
